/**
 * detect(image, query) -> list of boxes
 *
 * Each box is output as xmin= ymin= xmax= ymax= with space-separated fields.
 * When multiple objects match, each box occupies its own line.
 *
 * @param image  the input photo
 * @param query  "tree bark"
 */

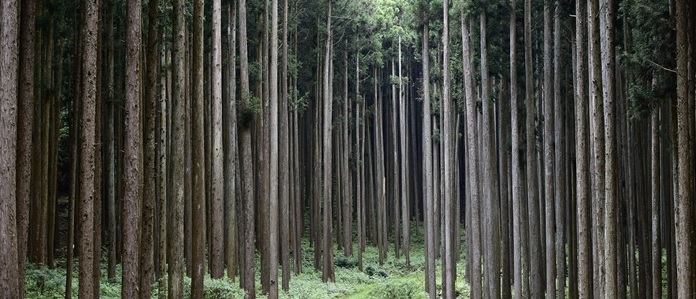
xmin=280 ymin=0 xmax=291 ymax=290
xmin=0 ymin=0 xmax=20 ymax=295
xmin=225 ymin=1 xmax=239 ymax=281
xmin=422 ymin=18 xmax=436 ymax=299
xmin=191 ymin=0 xmax=206 ymax=296
xmin=16 ymin=0 xmax=36 ymax=295
xmin=542 ymin=2 xmax=556 ymax=297
xmin=442 ymin=2 xmax=455 ymax=296
xmin=168 ymin=0 xmax=186 ymax=295
xmin=461 ymin=13 xmax=481 ymax=299
xmin=322 ymin=2 xmax=335 ymax=282
xmin=122 ymin=0 xmax=143 ymax=297
xmin=79 ymin=0 xmax=99 ymax=296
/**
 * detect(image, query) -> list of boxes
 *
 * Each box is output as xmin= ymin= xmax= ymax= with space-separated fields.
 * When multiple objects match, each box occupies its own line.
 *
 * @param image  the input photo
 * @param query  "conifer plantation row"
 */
xmin=1 ymin=0 xmax=695 ymax=298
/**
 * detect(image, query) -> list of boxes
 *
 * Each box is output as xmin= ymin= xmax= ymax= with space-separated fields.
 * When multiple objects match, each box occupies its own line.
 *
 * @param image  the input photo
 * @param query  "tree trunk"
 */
xmin=225 ymin=1 xmax=239 ymax=281
xmin=575 ymin=0 xmax=592 ymax=296
xmin=280 ymin=0 xmax=291 ymax=290
xmin=442 ymin=2 xmax=454 ymax=297
xmin=553 ymin=2 xmax=566 ymax=297
xmin=322 ymin=2 xmax=335 ymax=282
xmin=524 ymin=0 xmax=542 ymax=295
xmin=168 ymin=0 xmax=186 ymax=295
xmin=676 ymin=0 xmax=694 ymax=295
xmin=651 ymin=109 xmax=661 ymax=299
xmin=509 ymin=0 xmax=528 ymax=297
xmin=79 ymin=0 xmax=99 ymax=296
xmin=16 ymin=0 xmax=36 ymax=295
xmin=191 ymin=0 xmax=206 ymax=296
xmin=0 ymin=0 xmax=20 ymax=295
xmin=461 ymin=13 xmax=481 ymax=299
xmin=542 ymin=1 xmax=556 ymax=297
xmin=122 ymin=0 xmax=143 ymax=297
xmin=422 ymin=18 xmax=437 ymax=299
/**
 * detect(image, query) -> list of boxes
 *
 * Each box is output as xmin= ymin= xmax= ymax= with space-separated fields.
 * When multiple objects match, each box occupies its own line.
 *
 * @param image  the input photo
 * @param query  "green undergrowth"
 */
xmin=26 ymin=225 xmax=471 ymax=298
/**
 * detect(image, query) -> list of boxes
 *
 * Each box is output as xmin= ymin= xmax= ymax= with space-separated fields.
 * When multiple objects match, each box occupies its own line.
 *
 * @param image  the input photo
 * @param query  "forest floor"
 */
xmin=24 ymin=225 xmax=470 ymax=298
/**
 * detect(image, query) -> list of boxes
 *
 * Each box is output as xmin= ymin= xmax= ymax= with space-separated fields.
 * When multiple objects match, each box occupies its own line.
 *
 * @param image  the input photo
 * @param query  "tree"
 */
xmin=16 ymin=0 xmax=36 ymax=296
xmin=122 ymin=0 xmax=143 ymax=297
xmin=509 ymin=0 xmax=528 ymax=297
xmin=225 ymin=1 xmax=239 ymax=282
xmin=140 ymin=0 xmax=159 ymax=296
xmin=441 ymin=1 xmax=455 ymax=297
xmin=675 ymin=0 xmax=694 ymax=296
xmin=575 ymin=0 xmax=592 ymax=296
xmin=168 ymin=0 xmax=186 ymax=296
xmin=268 ymin=0 xmax=280 ymax=294
xmin=322 ymin=0 xmax=335 ymax=283
xmin=480 ymin=9 xmax=501 ymax=299
xmin=542 ymin=1 xmax=556 ymax=297
xmin=211 ymin=0 xmax=225 ymax=280
xmin=0 ymin=0 xmax=20 ymax=296
xmin=280 ymin=0 xmax=291 ymax=290
xmin=238 ymin=0 xmax=257 ymax=294
xmin=191 ymin=0 xmax=206 ymax=296
xmin=524 ymin=0 xmax=542 ymax=295
xmin=461 ymin=12 xmax=481 ymax=299
xmin=422 ymin=11 xmax=436 ymax=298
xmin=79 ymin=0 xmax=99 ymax=297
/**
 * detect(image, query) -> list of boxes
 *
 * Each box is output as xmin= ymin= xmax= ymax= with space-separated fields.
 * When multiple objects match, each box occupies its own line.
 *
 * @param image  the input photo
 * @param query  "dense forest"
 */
xmin=1 ymin=0 xmax=695 ymax=298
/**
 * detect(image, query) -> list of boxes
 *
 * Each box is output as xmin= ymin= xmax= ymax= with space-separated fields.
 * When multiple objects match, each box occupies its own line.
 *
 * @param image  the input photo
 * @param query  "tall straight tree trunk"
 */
xmin=574 ymin=0 xmax=591 ymax=296
xmin=157 ymin=42 xmax=169 ymax=295
xmin=122 ymin=0 xmax=143 ymax=297
xmin=398 ymin=35 xmax=410 ymax=266
xmin=238 ymin=0 xmax=256 ymax=294
xmin=280 ymin=0 xmax=291 ymax=290
xmin=542 ymin=1 xmax=556 ymax=297
xmin=168 ymin=0 xmax=186 ymax=295
xmin=0 ymin=0 xmax=20 ymax=295
xmin=268 ymin=0 xmax=280 ymax=295
xmin=524 ymin=0 xmax=542 ymax=295
xmin=342 ymin=51 xmax=352 ymax=258
xmin=322 ymin=2 xmax=335 ymax=282
xmin=675 ymin=0 xmax=694 ymax=296
xmin=211 ymin=0 xmax=225 ymax=280
xmin=422 ymin=18 xmax=436 ymax=299
xmin=599 ymin=0 xmax=618 ymax=296
xmin=390 ymin=59 xmax=400 ymax=260
xmin=509 ymin=0 xmax=528 ymax=297
xmin=104 ymin=0 xmax=117 ymax=280
xmin=651 ymin=109 xmax=661 ymax=299
xmin=588 ymin=0 xmax=605 ymax=295
xmin=140 ymin=0 xmax=159 ymax=296
xmin=553 ymin=2 xmax=566 ymax=297
xmin=442 ymin=1 xmax=455 ymax=297
xmin=79 ymin=0 xmax=99 ymax=296
xmin=191 ymin=0 xmax=206 ymax=296
xmin=461 ymin=13 xmax=481 ymax=299
xmin=16 ymin=0 xmax=36 ymax=296
xmin=225 ymin=1 xmax=239 ymax=281
xmin=480 ymin=10 xmax=501 ymax=299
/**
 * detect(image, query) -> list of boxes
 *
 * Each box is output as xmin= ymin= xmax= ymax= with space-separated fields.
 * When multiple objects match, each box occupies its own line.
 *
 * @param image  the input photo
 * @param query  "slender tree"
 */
xmin=542 ymin=1 xmax=556 ymax=297
xmin=225 ymin=1 xmax=239 ymax=281
xmin=210 ymin=0 xmax=225 ymax=280
xmin=191 ymin=0 xmax=206 ymax=296
xmin=280 ymin=0 xmax=291 ymax=290
xmin=0 ymin=0 xmax=20 ymax=296
xmin=461 ymin=12 xmax=481 ymax=299
xmin=442 ymin=1 xmax=455 ymax=297
xmin=79 ymin=0 xmax=99 ymax=296
xmin=168 ymin=0 xmax=186 ymax=296
xmin=16 ymin=0 xmax=36 ymax=296
xmin=422 ymin=13 xmax=436 ymax=299
xmin=268 ymin=0 xmax=280 ymax=295
xmin=322 ymin=0 xmax=335 ymax=283
xmin=122 ymin=0 xmax=143 ymax=297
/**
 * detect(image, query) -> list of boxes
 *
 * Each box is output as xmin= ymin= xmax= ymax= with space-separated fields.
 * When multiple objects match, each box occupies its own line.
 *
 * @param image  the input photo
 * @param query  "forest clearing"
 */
xmin=1 ymin=0 xmax=695 ymax=298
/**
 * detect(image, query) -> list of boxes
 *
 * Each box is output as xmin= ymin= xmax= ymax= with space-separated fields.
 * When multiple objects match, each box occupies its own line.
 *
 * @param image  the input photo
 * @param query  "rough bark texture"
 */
xmin=509 ymin=0 xmax=528 ymax=297
xmin=0 ymin=0 xmax=20 ymax=295
xmin=442 ymin=2 xmax=454 ymax=297
xmin=524 ymin=0 xmax=542 ymax=295
xmin=122 ymin=0 xmax=143 ymax=297
xmin=280 ymin=0 xmax=291 ymax=290
xmin=422 ymin=19 xmax=436 ymax=299
xmin=575 ymin=0 xmax=591 ymax=296
xmin=225 ymin=1 xmax=239 ymax=281
xmin=600 ymin=0 xmax=618 ymax=296
xmin=552 ymin=2 xmax=565 ymax=297
xmin=268 ymin=0 xmax=280 ymax=295
xmin=542 ymin=2 xmax=556 ymax=298
xmin=480 ymin=11 xmax=501 ymax=299
xmin=140 ymin=0 xmax=159 ymax=296
xmin=16 ymin=1 xmax=36 ymax=296
xmin=211 ymin=0 xmax=225 ymax=280
xmin=322 ymin=1 xmax=335 ymax=283
xmin=398 ymin=35 xmax=410 ymax=266
xmin=651 ymin=110 xmax=661 ymax=299
xmin=461 ymin=14 xmax=481 ymax=299
xmin=676 ymin=0 xmax=694 ymax=296
xmin=191 ymin=0 xmax=205 ymax=297
xmin=79 ymin=0 xmax=99 ymax=297
xmin=168 ymin=0 xmax=186 ymax=296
